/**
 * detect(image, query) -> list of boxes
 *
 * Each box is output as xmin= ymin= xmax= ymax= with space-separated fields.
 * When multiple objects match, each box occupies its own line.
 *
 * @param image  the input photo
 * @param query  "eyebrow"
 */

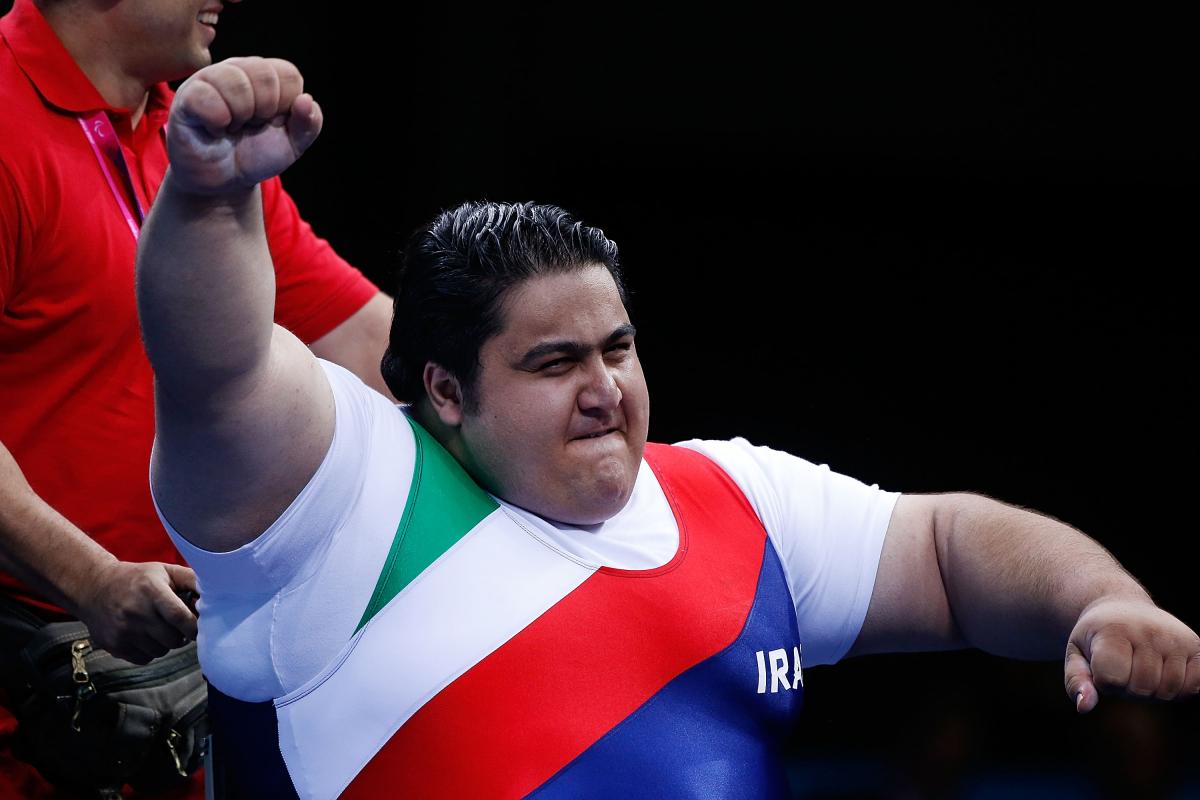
xmin=516 ymin=323 xmax=637 ymax=369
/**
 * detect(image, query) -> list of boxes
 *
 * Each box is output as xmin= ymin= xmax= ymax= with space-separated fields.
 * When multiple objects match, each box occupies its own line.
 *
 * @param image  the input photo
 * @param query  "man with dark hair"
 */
xmin=381 ymin=201 xmax=627 ymax=407
xmin=138 ymin=59 xmax=1200 ymax=798
xmin=0 ymin=1 xmax=391 ymax=795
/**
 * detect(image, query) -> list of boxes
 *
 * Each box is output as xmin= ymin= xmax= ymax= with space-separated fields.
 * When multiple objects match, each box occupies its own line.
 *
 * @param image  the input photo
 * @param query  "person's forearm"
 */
xmin=136 ymin=174 xmax=276 ymax=407
xmin=0 ymin=442 xmax=117 ymax=615
xmin=934 ymin=493 xmax=1151 ymax=660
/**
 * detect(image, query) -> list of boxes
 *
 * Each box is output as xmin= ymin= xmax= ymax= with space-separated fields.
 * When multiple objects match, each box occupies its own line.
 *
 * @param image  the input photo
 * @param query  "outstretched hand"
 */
xmin=1065 ymin=597 xmax=1200 ymax=712
xmin=167 ymin=56 xmax=322 ymax=195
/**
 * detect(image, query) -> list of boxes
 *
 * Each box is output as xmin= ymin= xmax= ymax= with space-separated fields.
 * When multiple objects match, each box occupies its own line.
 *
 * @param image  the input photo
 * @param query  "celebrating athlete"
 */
xmin=137 ymin=58 xmax=1200 ymax=799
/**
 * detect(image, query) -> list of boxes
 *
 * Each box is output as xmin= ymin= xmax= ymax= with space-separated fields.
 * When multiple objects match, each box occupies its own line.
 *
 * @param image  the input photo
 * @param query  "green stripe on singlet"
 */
xmin=355 ymin=415 xmax=499 ymax=631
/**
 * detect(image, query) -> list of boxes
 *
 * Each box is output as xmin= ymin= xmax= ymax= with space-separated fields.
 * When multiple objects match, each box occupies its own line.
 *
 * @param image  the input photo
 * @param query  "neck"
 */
xmin=38 ymin=0 xmax=152 ymax=125
xmin=411 ymin=402 xmax=451 ymax=446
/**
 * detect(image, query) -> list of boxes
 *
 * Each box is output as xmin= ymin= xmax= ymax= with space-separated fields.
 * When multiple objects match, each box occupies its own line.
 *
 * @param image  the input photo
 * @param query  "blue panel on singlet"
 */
xmin=207 ymin=685 xmax=299 ymax=800
xmin=528 ymin=541 xmax=805 ymax=800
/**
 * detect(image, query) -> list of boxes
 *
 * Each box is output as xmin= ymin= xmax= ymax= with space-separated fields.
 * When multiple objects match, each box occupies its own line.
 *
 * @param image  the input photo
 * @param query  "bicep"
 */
xmin=846 ymin=493 xmax=965 ymax=658
xmin=151 ymin=324 xmax=334 ymax=553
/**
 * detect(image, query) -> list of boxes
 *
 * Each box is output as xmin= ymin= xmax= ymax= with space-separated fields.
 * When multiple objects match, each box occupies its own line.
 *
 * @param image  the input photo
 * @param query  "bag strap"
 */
xmin=0 ymin=593 xmax=49 ymax=681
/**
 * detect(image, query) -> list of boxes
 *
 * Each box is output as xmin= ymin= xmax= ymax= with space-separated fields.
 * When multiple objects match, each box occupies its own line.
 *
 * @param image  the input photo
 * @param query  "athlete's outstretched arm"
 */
xmin=847 ymin=493 xmax=1200 ymax=712
xmin=137 ymin=58 xmax=333 ymax=553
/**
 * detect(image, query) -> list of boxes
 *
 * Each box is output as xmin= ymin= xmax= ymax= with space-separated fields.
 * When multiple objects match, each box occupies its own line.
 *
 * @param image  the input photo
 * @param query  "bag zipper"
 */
xmin=70 ymin=639 xmax=95 ymax=732
xmin=91 ymin=646 xmax=198 ymax=692
xmin=164 ymin=683 xmax=208 ymax=777
xmin=34 ymin=638 xmax=198 ymax=692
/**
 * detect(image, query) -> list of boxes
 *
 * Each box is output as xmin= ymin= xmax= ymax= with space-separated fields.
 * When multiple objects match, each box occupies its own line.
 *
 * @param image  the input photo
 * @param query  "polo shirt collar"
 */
xmin=0 ymin=0 xmax=171 ymax=122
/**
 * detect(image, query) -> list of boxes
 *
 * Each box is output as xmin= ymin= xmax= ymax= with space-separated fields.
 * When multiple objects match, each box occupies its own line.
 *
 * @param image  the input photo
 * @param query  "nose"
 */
xmin=578 ymin=358 xmax=622 ymax=415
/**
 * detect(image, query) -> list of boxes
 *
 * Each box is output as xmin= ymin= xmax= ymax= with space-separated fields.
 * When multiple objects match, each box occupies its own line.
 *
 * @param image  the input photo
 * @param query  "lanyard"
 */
xmin=78 ymin=110 xmax=146 ymax=242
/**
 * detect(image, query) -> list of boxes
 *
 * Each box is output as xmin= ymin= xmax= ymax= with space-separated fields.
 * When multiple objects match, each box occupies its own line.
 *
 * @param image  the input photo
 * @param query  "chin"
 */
xmin=527 ymin=478 xmax=631 ymax=526
xmin=180 ymin=47 xmax=213 ymax=76
xmin=573 ymin=478 xmax=636 ymax=525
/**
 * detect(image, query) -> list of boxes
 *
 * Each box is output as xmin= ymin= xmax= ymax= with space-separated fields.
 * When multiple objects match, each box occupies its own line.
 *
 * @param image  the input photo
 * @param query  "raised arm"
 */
xmin=848 ymin=493 xmax=1200 ymax=711
xmin=137 ymin=58 xmax=334 ymax=553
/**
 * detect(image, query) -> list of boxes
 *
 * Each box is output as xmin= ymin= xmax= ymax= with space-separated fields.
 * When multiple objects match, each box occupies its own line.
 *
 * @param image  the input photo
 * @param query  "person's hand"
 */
xmin=166 ymin=56 xmax=322 ymax=196
xmin=1065 ymin=596 xmax=1200 ymax=712
xmin=70 ymin=560 xmax=199 ymax=665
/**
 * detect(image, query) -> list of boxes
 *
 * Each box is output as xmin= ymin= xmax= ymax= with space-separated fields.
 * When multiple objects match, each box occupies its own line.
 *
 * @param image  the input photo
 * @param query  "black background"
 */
xmin=15 ymin=1 xmax=1200 ymax=796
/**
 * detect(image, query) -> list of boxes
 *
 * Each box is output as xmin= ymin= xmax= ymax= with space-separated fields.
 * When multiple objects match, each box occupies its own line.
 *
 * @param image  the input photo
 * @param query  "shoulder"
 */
xmin=0 ymin=65 xmax=82 ymax=221
xmin=673 ymin=437 xmax=828 ymax=492
xmin=0 ymin=51 xmax=52 ymax=159
xmin=167 ymin=360 xmax=413 ymax=593
xmin=672 ymin=436 xmax=898 ymax=554
xmin=320 ymin=358 xmax=412 ymax=460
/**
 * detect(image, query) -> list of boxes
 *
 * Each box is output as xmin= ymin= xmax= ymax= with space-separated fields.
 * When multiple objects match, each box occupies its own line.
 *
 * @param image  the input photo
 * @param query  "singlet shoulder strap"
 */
xmin=355 ymin=416 xmax=498 ymax=630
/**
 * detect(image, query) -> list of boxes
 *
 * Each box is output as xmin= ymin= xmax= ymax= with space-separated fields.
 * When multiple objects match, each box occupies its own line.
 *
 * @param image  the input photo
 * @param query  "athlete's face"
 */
xmin=112 ymin=0 xmax=241 ymax=83
xmin=439 ymin=266 xmax=650 ymax=525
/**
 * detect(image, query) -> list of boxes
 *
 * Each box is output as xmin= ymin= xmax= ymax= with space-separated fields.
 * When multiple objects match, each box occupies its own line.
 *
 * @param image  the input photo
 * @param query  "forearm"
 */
xmin=0 ymin=442 xmax=117 ymax=615
xmin=136 ymin=174 xmax=276 ymax=407
xmin=936 ymin=493 xmax=1150 ymax=659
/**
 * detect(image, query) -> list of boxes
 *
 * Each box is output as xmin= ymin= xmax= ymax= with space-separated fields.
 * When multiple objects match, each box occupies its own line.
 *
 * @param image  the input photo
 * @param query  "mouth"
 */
xmin=572 ymin=427 xmax=619 ymax=441
xmin=197 ymin=10 xmax=220 ymax=27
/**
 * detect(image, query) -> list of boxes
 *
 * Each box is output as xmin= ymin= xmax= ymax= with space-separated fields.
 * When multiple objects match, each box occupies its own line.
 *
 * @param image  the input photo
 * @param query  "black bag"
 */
xmin=0 ymin=595 xmax=208 ymax=798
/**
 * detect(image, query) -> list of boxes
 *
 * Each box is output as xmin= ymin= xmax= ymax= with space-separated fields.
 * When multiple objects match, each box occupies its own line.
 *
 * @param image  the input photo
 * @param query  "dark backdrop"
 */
xmin=11 ymin=1 xmax=1199 ymax=796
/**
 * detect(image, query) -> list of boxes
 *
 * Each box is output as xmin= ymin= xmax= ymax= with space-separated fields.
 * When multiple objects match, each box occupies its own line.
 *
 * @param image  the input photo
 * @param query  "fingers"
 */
xmin=83 ymin=562 xmax=198 ymax=663
xmin=1186 ymin=653 xmax=1200 ymax=697
xmin=155 ymin=589 xmax=200 ymax=642
xmin=287 ymin=94 xmax=323 ymax=156
xmin=107 ymin=640 xmax=159 ymax=666
xmin=264 ymin=57 xmax=304 ymax=110
xmin=143 ymin=610 xmax=188 ymax=652
xmin=1064 ymin=643 xmax=1097 ymax=713
xmin=167 ymin=56 xmax=316 ymax=192
xmin=1126 ymin=645 xmax=1164 ymax=698
xmin=1064 ymin=641 xmax=1098 ymax=713
xmin=1072 ymin=607 xmax=1200 ymax=707
xmin=164 ymin=563 xmax=198 ymax=596
xmin=105 ymin=620 xmax=182 ymax=665
xmin=189 ymin=57 xmax=306 ymax=134
xmin=173 ymin=78 xmax=233 ymax=136
xmin=1087 ymin=633 xmax=1132 ymax=692
xmin=1159 ymin=653 xmax=1188 ymax=699
xmin=148 ymin=563 xmax=198 ymax=640
xmin=105 ymin=615 xmax=179 ymax=664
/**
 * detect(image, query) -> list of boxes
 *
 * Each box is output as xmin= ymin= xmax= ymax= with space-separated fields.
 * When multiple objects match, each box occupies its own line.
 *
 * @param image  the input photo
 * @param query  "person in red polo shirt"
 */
xmin=0 ymin=0 xmax=393 ymax=795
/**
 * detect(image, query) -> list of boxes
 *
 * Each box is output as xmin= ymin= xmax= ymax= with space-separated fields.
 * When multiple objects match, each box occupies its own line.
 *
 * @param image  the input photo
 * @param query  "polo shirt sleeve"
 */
xmin=677 ymin=438 xmax=899 ymax=667
xmin=262 ymin=176 xmax=379 ymax=344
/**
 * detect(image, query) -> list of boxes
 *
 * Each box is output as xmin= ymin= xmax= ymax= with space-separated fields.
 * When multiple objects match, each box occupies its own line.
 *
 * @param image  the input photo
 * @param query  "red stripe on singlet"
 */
xmin=341 ymin=443 xmax=770 ymax=799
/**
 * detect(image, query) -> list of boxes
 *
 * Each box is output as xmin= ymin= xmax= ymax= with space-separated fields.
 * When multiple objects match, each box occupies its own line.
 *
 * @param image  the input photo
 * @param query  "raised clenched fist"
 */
xmin=166 ymin=56 xmax=322 ymax=195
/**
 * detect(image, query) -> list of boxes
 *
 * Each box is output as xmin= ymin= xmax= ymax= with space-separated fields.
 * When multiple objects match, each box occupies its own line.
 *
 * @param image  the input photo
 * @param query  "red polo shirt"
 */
xmin=0 ymin=0 xmax=379 ymax=611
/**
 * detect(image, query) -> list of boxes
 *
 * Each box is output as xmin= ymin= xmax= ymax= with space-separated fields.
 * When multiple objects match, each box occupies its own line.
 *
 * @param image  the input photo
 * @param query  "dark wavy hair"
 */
xmin=381 ymin=201 xmax=627 ymax=407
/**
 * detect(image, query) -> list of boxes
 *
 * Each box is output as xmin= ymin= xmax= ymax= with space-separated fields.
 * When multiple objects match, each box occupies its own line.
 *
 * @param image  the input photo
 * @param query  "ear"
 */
xmin=423 ymin=362 xmax=465 ymax=427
